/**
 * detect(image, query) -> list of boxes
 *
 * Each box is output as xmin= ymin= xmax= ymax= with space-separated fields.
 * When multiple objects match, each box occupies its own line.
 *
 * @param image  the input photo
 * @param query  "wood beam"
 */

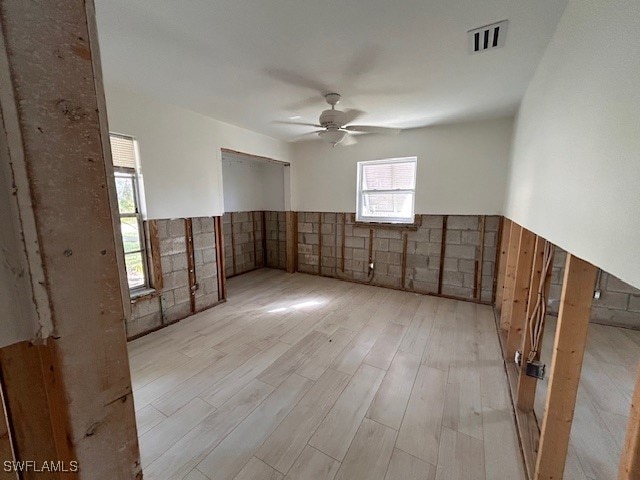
xmin=437 ymin=215 xmax=448 ymax=295
xmin=285 ymin=211 xmax=297 ymax=273
xmin=495 ymin=218 xmax=512 ymax=309
xmin=500 ymin=222 xmax=522 ymax=331
xmin=505 ymin=228 xmax=536 ymax=359
xmin=516 ymin=237 xmax=553 ymax=412
xmin=535 ymin=254 xmax=597 ymax=480
xmin=213 ymin=216 xmax=227 ymax=301
xmin=619 ymin=362 xmax=640 ymax=479
xmin=185 ymin=218 xmax=196 ymax=313
xmin=0 ymin=0 xmax=140 ymax=476
xmin=147 ymin=220 xmax=163 ymax=290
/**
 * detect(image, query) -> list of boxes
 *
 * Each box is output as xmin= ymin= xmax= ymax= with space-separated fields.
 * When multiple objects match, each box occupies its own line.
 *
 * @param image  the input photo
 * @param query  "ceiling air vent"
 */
xmin=468 ymin=20 xmax=508 ymax=54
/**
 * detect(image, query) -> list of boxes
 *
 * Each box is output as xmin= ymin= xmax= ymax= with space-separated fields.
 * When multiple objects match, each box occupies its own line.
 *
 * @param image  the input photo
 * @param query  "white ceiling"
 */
xmin=95 ymin=0 xmax=568 ymax=142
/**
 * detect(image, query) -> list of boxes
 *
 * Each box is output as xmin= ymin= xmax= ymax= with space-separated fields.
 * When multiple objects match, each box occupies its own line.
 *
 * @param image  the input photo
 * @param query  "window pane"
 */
xmin=361 ymin=192 xmax=414 ymax=219
xmin=362 ymin=161 xmax=416 ymax=191
xmin=115 ymin=175 xmax=137 ymax=214
xmin=120 ymin=217 xmax=142 ymax=253
xmin=110 ymin=134 xmax=137 ymax=169
xmin=124 ymin=252 xmax=145 ymax=289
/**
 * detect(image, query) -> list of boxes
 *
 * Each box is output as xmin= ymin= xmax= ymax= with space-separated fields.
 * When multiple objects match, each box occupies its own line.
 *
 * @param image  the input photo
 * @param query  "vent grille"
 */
xmin=468 ymin=20 xmax=508 ymax=54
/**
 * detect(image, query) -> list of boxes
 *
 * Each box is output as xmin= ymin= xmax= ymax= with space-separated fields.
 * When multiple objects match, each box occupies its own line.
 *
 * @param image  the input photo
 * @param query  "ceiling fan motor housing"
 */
xmin=319 ymin=109 xmax=346 ymax=128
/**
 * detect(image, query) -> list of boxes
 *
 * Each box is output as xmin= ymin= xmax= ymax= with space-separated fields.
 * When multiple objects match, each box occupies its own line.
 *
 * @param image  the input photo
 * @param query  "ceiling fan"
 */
xmin=278 ymin=93 xmax=401 ymax=146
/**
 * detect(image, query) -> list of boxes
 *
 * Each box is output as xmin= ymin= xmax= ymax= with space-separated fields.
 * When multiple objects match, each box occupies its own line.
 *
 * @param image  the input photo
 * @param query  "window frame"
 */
xmin=356 ymin=157 xmax=417 ymax=224
xmin=110 ymin=133 xmax=150 ymax=294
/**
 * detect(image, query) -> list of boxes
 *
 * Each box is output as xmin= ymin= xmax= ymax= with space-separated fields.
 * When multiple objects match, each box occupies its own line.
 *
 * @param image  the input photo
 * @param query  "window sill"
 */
xmin=130 ymin=288 xmax=158 ymax=303
xmin=354 ymin=215 xmax=422 ymax=231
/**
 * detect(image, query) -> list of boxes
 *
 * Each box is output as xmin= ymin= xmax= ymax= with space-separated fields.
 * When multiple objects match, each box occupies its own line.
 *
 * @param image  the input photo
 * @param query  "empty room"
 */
xmin=0 ymin=1 xmax=639 ymax=479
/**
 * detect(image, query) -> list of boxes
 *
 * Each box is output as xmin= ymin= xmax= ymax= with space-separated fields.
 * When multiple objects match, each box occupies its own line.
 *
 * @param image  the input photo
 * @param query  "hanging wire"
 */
xmin=528 ymin=241 xmax=554 ymax=362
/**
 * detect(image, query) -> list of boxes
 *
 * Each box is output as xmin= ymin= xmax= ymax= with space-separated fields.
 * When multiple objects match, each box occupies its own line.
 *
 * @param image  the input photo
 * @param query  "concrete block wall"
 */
xmin=548 ymin=247 xmax=640 ymax=329
xmin=127 ymin=216 xmax=221 ymax=338
xmin=297 ymin=213 xmax=500 ymax=302
xmin=265 ymin=211 xmax=287 ymax=270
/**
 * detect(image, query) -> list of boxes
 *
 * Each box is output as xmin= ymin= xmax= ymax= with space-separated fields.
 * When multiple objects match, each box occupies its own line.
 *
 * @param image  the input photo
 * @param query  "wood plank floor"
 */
xmin=128 ymin=269 xmax=525 ymax=480
xmin=535 ymin=317 xmax=640 ymax=480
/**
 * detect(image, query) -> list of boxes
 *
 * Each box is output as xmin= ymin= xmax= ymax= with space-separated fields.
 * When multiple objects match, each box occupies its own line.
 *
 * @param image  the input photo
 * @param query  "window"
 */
xmin=356 ymin=157 xmax=417 ymax=224
xmin=110 ymin=133 xmax=148 ymax=291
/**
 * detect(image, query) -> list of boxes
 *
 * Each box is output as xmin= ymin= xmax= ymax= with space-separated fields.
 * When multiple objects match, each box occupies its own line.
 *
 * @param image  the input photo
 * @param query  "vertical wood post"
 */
xmin=285 ymin=211 xmax=297 ymax=273
xmin=495 ymin=218 xmax=512 ymax=309
xmin=500 ymin=222 xmax=522 ymax=331
xmin=437 ymin=215 xmax=448 ymax=295
xmin=185 ymin=218 xmax=196 ymax=313
xmin=620 ymin=363 xmax=640 ymax=479
xmin=506 ymin=228 xmax=536 ymax=359
xmin=213 ymin=216 xmax=227 ymax=301
xmin=0 ymin=0 xmax=140 ymax=477
xmin=516 ymin=236 xmax=552 ymax=412
xmin=535 ymin=254 xmax=597 ymax=480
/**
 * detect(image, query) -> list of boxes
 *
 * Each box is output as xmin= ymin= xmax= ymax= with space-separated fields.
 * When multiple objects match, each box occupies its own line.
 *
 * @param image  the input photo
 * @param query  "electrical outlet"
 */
xmin=594 ymin=290 xmax=601 ymax=299
xmin=369 ymin=262 xmax=374 ymax=270
xmin=514 ymin=350 xmax=522 ymax=366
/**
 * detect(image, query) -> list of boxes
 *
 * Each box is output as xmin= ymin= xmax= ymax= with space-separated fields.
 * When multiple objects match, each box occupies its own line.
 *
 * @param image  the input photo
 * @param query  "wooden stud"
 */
xmin=401 ymin=231 xmax=408 ymax=289
xmin=620 ymin=363 xmax=640 ymax=480
xmin=492 ymin=216 xmax=505 ymax=304
xmin=147 ymin=219 xmax=163 ymax=290
xmin=500 ymin=222 xmax=522 ymax=331
xmin=516 ymin=236 xmax=553 ymax=412
xmin=535 ymin=254 xmax=597 ymax=480
xmin=495 ymin=218 xmax=512 ymax=309
xmin=252 ymin=211 xmax=258 ymax=268
xmin=368 ymin=229 xmax=374 ymax=268
xmin=505 ymin=228 xmax=536 ymax=359
xmin=474 ymin=215 xmax=486 ymax=300
xmin=341 ymin=213 xmax=346 ymax=272
xmin=318 ymin=213 xmax=323 ymax=275
xmin=285 ymin=211 xmax=297 ymax=273
xmin=213 ymin=216 xmax=227 ymax=301
xmin=437 ymin=215 xmax=448 ymax=295
xmin=230 ymin=212 xmax=237 ymax=275
xmin=261 ymin=211 xmax=267 ymax=268
xmin=0 ymin=386 xmax=16 ymax=476
xmin=185 ymin=218 xmax=197 ymax=313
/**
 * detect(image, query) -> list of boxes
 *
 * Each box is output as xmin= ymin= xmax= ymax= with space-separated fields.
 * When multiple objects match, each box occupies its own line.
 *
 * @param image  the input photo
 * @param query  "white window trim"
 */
xmin=356 ymin=157 xmax=417 ymax=224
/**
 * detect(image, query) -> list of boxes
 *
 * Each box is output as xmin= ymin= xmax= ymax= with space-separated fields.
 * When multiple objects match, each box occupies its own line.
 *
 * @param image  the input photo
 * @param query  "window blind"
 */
xmin=110 ymin=134 xmax=136 ymax=169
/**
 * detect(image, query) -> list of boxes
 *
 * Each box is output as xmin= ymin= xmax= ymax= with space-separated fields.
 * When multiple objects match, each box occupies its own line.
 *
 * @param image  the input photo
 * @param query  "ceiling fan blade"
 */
xmin=265 ymin=68 xmax=332 ymax=94
xmin=342 ymin=109 xmax=366 ymax=125
xmin=345 ymin=125 xmax=401 ymax=135
xmin=341 ymin=135 xmax=358 ymax=146
xmin=273 ymin=121 xmax=322 ymax=128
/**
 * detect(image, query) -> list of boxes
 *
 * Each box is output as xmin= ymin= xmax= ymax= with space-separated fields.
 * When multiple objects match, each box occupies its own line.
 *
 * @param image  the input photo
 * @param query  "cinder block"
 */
xmin=445 ymin=244 xmax=476 ymax=260
xmin=606 ymin=274 xmax=640 ymax=295
xmin=446 ymin=230 xmax=461 ymax=245
xmin=375 ymin=229 xmax=402 ymax=240
xmin=590 ymin=306 xmax=640 ymax=329
xmin=408 ymin=279 xmax=438 ymax=294
xmin=388 ymin=264 xmax=401 ymax=277
xmin=194 ymin=232 xmax=215 ymax=250
xmin=421 ymin=215 xmax=443 ymax=228
xmin=299 ymin=223 xmax=314 ymax=233
xmin=374 ymin=238 xmax=390 ymax=251
xmin=407 ymin=229 xmax=430 ymax=242
xmin=161 ymin=291 xmax=175 ymax=308
xmin=447 ymin=216 xmax=479 ymax=231
xmin=168 ymin=219 xmax=186 ymax=238
xmin=629 ymin=296 xmax=640 ymax=313
xmin=353 ymin=248 xmax=368 ymax=261
xmin=322 ymin=213 xmax=337 ymax=223
xmin=155 ymin=220 xmax=169 ymax=239
xmin=304 ymin=233 xmax=319 ymax=245
xmin=353 ymin=227 xmax=370 ymax=238
xmin=198 ymin=263 xmax=217 ymax=279
xmin=377 ymin=251 xmax=401 ymax=264
xmin=234 ymin=212 xmax=250 ymax=223
xmin=160 ymin=237 xmax=186 ymax=256
xmin=406 ymin=254 xmax=428 ymax=269
xmin=305 ymin=212 xmax=320 ymax=223
xmin=441 ymin=285 xmax=472 ymax=299
xmin=132 ymin=297 xmax=160 ymax=318
xmin=443 ymin=258 xmax=458 ymax=272
xmin=463 ymin=273 xmax=475 ymax=288
xmin=298 ymin=243 xmax=313 ymax=254
xmin=412 ymin=267 xmax=438 ymax=284
xmin=458 ymin=259 xmax=476 ymax=274
xmin=127 ymin=311 xmax=162 ymax=338
xmin=166 ymin=302 xmax=191 ymax=323
xmin=484 ymin=232 xmax=496 ymax=248
xmin=429 ymin=229 xmax=442 ymax=243
xmin=171 ymin=253 xmax=188 ymax=272
xmin=389 ymin=239 xmax=404 ymax=253
xmin=304 ymin=254 xmax=319 ymax=266
xmin=461 ymin=231 xmax=480 ymax=246
xmin=173 ymin=286 xmax=191 ymax=305
xmin=593 ymin=291 xmax=629 ymax=310
xmin=442 ymin=271 xmax=464 ymax=287
xmin=345 ymin=236 xmax=365 ymax=248
xmin=485 ymin=216 xmax=500 ymax=232
xmin=321 ymin=223 xmax=334 ymax=235
xmin=415 ymin=242 xmax=442 ymax=256
xmin=163 ymin=270 xmax=189 ymax=290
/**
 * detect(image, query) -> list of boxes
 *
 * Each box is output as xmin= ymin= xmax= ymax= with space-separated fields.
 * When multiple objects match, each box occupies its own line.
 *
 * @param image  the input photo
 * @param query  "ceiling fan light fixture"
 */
xmin=318 ymin=129 xmax=347 ymax=146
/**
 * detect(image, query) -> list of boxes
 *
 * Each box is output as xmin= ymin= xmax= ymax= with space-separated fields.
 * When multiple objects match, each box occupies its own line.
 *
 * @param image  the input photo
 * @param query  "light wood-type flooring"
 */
xmin=128 ymin=269 xmax=525 ymax=480
xmin=535 ymin=317 xmax=640 ymax=480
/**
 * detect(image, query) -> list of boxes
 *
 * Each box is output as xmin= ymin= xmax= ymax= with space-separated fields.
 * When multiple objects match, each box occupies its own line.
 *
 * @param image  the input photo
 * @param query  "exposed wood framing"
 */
xmin=368 ymin=228 xmax=374 ymax=270
xmin=474 ymin=215 xmax=486 ymax=300
xmin=261 ymin=211 xmax=267 ymax=268
xmin=0 ymin=1 xmax=140 ymax=475
xmin=285 ymin=211 xmax=297 ymax=273
xmin=620 ymin=363 xmax=640 ymax=479
xmin=535 ymin=254 xmax=597 ymax=480
xmin=185 ymin=218 xmax=196 ymax=313
xmin=213 ymin=216 xmax=226 ymax=301
xmin=147 ymin=219 xmax=163 ymax=290
xmin=341 ymin=213 xmax=346 ymax=272
xmin=492 ymin=216 xmax=505 ymax=304
xmin=252 ymin=211 xmax=258 ymax=268
xmin=505 ymin=228 xmax=536 ymax=359
xmin=0 ymin=386 xmax=16 ymax=478
xmin=437 ymin=215 xmax=448 ymax=295
xmin=220 ymin=148 xmax=290 ymax=167
xmin=516 ymin=236 xmax=553 ymax=412
xmin=230 ymin=212 xmax=237 ymax=275
xmin=401 ymin=231 xmax=408 ymax=289
xmin=500 ymin=222 xmax=522 ymax=331
xmin=495 ymin=218 xmax=512 ymax=309
xmin=318 ymin=213 xmax=323 ymax=275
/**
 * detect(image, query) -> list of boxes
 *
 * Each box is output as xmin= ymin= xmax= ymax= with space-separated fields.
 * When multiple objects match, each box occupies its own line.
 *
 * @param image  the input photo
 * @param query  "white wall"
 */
xmin=222 ymin=153 xmax=286 ymax=212
xmin=290 ymin=117 xmax=513 ymax=214
xmin=504 ymin=0 xmax=640 ymax=289
xmin=104 ymin=83 xmax=291 ymax=219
